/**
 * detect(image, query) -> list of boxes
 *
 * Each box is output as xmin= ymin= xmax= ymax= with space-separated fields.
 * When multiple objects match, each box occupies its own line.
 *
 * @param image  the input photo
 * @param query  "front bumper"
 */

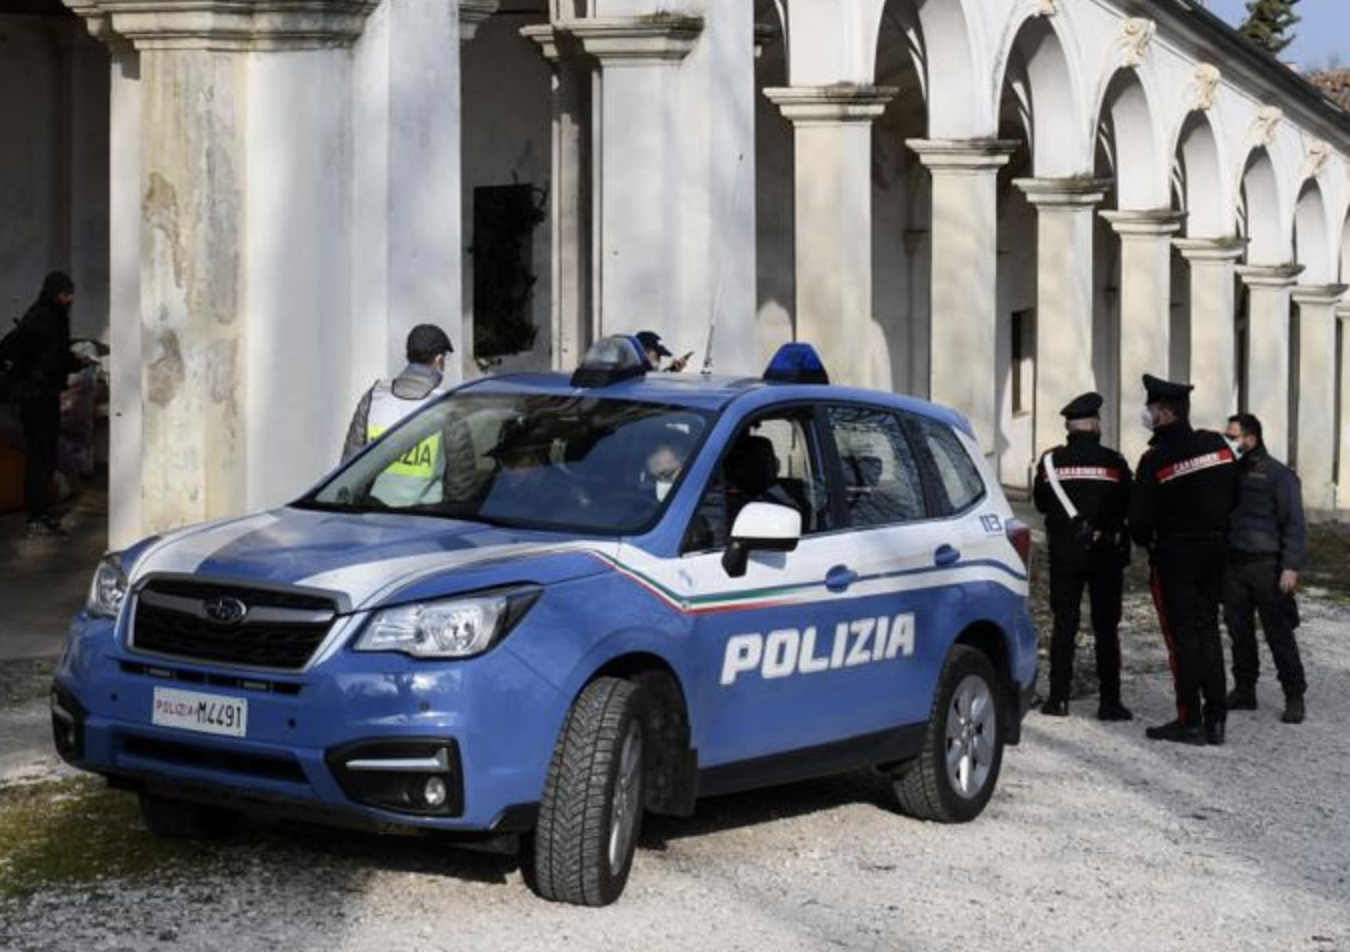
xmin=53 ymin=612 xmax=569 ymax=832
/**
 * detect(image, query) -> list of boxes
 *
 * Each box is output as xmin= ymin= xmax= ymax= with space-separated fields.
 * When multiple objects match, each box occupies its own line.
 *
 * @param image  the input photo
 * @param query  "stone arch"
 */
xmin=1237 ymin=146 xmax=1287 ymax=265
xmin=1093 ymin=67 xmax=1164 ymax=210
xmin=865 ymin=0 xmax=986 ymax=136
xmin=1171 ymin=110 xmax=1229 ymax=238
xmin=1293 ymin=179 xmax=1332 ymax=284
xmin=991 ymin=9 xmax=1085 ymax=177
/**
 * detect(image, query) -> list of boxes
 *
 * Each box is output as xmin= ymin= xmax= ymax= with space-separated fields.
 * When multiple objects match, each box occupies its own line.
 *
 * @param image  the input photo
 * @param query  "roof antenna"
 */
xmin=701 ymin=150 xmax=747 ymax=377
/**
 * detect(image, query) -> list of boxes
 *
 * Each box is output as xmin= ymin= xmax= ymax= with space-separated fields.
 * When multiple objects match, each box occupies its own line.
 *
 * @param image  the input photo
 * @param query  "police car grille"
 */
xmin=131 ymin=581 xmax=337 ymax=671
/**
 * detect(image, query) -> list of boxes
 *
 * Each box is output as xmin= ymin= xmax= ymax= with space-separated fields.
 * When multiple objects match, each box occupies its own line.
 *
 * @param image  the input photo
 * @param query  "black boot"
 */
xmin=1097 ymin=699 xmax=1134 ymax=722
xmin=1205 ymin=720 xmax=1226 ymax=746
xmin=1040 ymin=698 xmax=1069 ymax=717
xmin=1281 ymin=695 xmax=1305 ymax=724
xmin=1145 ymin=719 xmax=1206 ymax=745
xmin=1226 ymin=686 xmax=1257 ymax=711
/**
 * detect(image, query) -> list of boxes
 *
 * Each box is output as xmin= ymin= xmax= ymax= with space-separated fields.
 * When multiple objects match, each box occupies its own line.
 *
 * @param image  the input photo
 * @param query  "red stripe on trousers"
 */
xmin=1149 ymin=567 xmax=1188 ymax=722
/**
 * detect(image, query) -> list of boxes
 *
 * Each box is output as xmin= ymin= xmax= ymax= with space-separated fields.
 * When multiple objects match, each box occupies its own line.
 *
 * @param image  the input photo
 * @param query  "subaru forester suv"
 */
xmin=53 ymin=339 xmax=1037 ymax=906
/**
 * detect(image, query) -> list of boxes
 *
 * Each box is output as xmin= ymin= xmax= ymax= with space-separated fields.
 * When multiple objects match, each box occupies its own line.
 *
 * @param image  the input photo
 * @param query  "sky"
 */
xmin=1202 ymin=0 xmax=1350 ymax=71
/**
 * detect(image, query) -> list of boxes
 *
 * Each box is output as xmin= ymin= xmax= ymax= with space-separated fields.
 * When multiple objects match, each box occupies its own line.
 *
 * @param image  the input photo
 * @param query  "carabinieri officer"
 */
xmin=1033 ymin=392 xmax=1133 ymax=721
xmin=1130 ymin=375 xmax=1241 ymax=746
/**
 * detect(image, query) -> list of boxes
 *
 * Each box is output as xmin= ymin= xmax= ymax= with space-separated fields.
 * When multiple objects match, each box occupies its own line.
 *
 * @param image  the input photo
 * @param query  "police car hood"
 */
xmin=124 ymin=507 xmax=614 ymax=609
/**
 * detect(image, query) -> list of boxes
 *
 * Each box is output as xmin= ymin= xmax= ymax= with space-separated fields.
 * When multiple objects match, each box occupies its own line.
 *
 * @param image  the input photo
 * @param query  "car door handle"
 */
xmin=825 ymin=565 xmax=859 ymax=593
xmin=934 ymin=545 xmax=961 ymax=567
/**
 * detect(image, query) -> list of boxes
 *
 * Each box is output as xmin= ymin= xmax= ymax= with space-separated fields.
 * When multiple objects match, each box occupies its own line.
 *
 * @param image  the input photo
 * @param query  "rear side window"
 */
xmin=915 ymin=419 xmax=986 ymax=514
xmin=825 ymin=405 xmax=926 ymax=527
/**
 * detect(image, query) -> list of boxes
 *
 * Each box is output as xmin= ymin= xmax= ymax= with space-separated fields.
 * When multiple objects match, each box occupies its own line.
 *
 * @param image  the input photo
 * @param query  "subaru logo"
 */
xmin=203 ymin=597 xmax=248 ymax=626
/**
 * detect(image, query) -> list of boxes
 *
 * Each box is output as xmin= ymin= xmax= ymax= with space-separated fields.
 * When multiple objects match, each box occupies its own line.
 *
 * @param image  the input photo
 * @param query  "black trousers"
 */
xmin=1223 ymin=554 xmax=1306 ymax=698
xmin=1046 ymin=541 xmax=1124 ymax=703
xmin=18 ymin=392 xmax=60 ymax=522
xmin=1149 ymin=538 xmax=1228 ymax=727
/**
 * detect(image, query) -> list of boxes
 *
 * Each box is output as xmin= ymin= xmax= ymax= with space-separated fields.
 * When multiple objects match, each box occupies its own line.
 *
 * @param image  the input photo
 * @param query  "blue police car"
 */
xmin=53 ymin=339 xmax=1037 ymax=906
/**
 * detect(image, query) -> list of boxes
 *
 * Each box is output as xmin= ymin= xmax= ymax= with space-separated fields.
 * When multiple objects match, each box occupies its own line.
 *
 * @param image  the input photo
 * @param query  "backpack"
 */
xmin=0 ymin=317 xmax=30 ymax=403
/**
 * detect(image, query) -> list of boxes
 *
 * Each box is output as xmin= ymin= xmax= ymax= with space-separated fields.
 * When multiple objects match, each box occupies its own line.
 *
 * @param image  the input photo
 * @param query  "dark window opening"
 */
xmin=472 ymin=184 xmax=546 ymax=359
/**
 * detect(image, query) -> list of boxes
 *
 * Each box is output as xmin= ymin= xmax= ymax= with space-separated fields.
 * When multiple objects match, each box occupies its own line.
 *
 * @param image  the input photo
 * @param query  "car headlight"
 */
xmin=87 ymin=554 xmax=128 ymax=620
xmin=355 ymin=586 xmax=541 ymax=659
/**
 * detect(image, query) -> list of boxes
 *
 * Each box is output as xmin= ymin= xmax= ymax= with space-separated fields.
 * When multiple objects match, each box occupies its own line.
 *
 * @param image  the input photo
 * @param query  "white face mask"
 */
xmin=1139 ymin=406 xmax=1156 ymax=432
xmin=654 ymin=479 xmax=673 ymax=503
xmin=1223 ymin=436 xmax=1246 ymax=460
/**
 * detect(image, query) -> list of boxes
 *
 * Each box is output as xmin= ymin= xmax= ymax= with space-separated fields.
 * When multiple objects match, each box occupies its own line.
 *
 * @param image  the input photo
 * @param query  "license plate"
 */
xmin=151 ymin=687 xmax=248 ymax=738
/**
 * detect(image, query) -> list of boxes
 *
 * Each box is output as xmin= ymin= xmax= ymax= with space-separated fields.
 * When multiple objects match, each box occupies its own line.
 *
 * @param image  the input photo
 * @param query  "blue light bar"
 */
xmin=763 ymin=343 xmax=829 ymax=385
xmin=571 ymin=335 xmax=651 ymax=388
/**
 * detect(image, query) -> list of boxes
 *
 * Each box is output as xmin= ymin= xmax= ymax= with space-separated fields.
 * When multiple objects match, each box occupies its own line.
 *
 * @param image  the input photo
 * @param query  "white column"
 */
xmin=765 ymin=86 xmax=895 ymax=388
xmin=352 ymin=0 xmax=463 ymax=394
xmin=107 ymin=41 xmax=142 ymax=549
xmin=1237 ymin=264 xmax=1302 ymax=463
xmin=75 ymin=0 xmax=378 ymax=535
xmin=1104 ymin=210 xmax=1183 ymax=463
xmin=1338 ymin=304 xmax=1350 ymax=512
xmin=570 ymin=18 xmax=701 ymax=345
xmin=1291 ymin=284 xmax=1347 ymax=511
xmin=523 ymin=25 xmax=592 ymax=370
xmin=1174 ymin=238 xmax=1245 ymax=431
xmin=908 ymin=139 xmax=1017 ymax=455
xmin=1014 ymin=179 xmax=1109 ymax=463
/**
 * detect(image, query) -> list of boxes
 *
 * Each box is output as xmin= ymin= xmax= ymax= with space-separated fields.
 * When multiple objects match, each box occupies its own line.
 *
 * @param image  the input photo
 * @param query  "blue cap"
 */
xmin=764 ymin=343 xmax=829 ymax=385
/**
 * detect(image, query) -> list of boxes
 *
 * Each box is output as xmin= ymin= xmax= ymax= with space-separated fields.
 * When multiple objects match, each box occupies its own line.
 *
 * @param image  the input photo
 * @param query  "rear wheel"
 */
xmin=893 ymin=646 xmax=1005 ymax=823
xmin=138 ymin=794 xmax=240 ymax=840
xmin=530 ymin=677 xmax=647 ymax=906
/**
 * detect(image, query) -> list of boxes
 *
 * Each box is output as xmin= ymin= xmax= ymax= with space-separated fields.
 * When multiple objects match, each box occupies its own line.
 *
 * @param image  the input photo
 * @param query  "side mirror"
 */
xmin=721 ymin=502 xmax=802 ymax=578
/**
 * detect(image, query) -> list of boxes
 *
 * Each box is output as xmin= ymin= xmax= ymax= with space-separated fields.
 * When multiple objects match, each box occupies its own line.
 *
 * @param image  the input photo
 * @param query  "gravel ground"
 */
xmin=1 ymin=589 xmax=1347 ymax=952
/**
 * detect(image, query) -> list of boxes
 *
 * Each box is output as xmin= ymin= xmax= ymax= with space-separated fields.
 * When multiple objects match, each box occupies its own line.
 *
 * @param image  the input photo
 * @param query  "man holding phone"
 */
xmin=636 ymin=330 xmax=692 ymax=373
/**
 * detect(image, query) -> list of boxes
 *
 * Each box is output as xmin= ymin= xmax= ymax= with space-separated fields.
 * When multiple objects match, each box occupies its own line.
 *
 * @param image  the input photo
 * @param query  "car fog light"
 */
xmin=424 ymin=776 xmax=448 ymax=808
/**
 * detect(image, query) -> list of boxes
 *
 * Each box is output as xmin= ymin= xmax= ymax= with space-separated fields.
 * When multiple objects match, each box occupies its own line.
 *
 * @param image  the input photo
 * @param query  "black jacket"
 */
xmin=1033 ymin=432 xmax=1132 ymax=540
xmin=14 ymin=292 xmax=81 ymax=397
xmin=1130 ymin=420 xmax=1240 ymax=551
xmin=1227 ymin=446 xmax=1306 ymax=571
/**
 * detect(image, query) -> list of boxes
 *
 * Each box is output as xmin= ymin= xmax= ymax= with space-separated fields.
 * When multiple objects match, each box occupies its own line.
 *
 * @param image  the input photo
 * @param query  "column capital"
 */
xmin=1013 ymin=177 xmax=1111 ymax=207
xmin=1291 ymin=284 xmax=1350 ymax=307
xmin=906 ymin=138 xmax=1019 ymax=173
xmin=61 ymin=0 xmax=379 ymax=51
xmin=1236 ymin=263 xmax=1304 ymax=289
xmin=764 ymin=85 xmax=897 ymax=124
xmin=460 ymin=0 xmax=499 ymax=42
xmin=563 ymin=16 xmax=702 ymax=65
xmin=520 ymin=24 xmax=587 ymax=63
xmin=1173 ymin=236 xmax=1246 ymax=262
xmin=1101 ymin=208 xmax=1185 ymax=237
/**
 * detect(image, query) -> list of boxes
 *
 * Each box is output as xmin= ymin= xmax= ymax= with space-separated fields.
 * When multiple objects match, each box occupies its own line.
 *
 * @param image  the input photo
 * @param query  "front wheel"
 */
xmin=893 ymin=646 xmax=1005 ymax=823
xmin=529 ymin=677 xmax=647 ymax=906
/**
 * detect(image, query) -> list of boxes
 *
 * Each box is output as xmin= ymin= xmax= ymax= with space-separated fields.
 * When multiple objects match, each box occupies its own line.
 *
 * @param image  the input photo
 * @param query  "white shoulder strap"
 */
xmin=1043 ymin=452 xmax=1080 ymax=521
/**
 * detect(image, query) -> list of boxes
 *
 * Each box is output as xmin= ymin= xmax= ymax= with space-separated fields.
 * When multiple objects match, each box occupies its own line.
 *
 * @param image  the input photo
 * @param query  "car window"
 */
xmin=683 ymin=411 xmax=830 ymax=553
xmin=307 ymin=393 xmax=710 ymax=535
xmin=915 ymin=419 xmax=985 ymax=514
xmin=825 ymin=405 xmax=926 ymax=527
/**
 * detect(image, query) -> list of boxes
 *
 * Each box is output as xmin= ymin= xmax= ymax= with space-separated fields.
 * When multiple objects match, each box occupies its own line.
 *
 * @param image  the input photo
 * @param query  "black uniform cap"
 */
xmin=635 ymin=330 xmax=672 ymax=359
xmin=1142 ymin=374 xmax=1194 ymax=403
xmin=406 ymin=324 xmax=454 ymax=362
xmin=1061 ymin=391 xmax=1103 ymax=420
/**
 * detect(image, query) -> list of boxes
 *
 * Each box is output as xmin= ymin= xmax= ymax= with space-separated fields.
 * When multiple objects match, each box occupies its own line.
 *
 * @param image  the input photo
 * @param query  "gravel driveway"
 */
xmin=2 ymin=593 xmax=1347 ymax=952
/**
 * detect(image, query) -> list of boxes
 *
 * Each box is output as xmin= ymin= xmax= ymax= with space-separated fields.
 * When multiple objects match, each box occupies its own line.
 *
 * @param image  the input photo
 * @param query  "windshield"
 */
xmin=305 ymin=392 xmax=712 ymax=534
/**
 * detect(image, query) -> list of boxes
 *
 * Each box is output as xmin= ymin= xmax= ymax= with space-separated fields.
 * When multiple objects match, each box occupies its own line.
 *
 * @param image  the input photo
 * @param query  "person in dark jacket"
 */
xmin=1033 ymin=392 xmax=1134 ymax=721
xmin=1130 ymin=375 xmax=1241 ymax=746
xmin=1221 ymin=413 xmax=1308 ymax=724
xmin=13 ymin=272 xmax=84 ymax=537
